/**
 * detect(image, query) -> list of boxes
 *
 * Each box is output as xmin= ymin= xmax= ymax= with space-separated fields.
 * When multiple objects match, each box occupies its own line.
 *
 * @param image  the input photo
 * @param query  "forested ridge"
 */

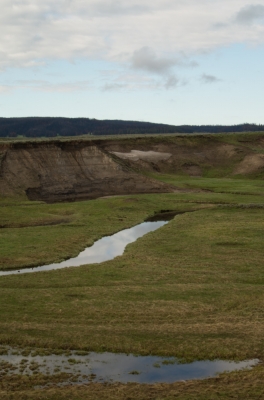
xmin=0 ymin=117 xmax=263 ymax=138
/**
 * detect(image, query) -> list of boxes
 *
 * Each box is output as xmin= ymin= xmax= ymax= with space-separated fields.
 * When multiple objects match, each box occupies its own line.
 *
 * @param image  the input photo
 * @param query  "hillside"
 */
xmin=0 ymin=117 xmax=191 ymax=138
xmin=0 ymin=117 xmax=263 ymax=138
xmin=0 ymin=132 xmax=263 ymax=202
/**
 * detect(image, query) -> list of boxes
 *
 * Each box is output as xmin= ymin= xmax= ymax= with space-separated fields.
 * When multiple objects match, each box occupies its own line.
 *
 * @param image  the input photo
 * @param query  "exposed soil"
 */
xmin=111 ymin=150 xmax=172 ymax=162
xmin=101 ymin=137 xmax=249 ymax=175
xmin=103 ymin=136 xmax=264 ymax=178
xmin=0 ymin=141 xmax=172 ymax=202
xmin=233 ymin=153 xmax=264 ymax=175
xmin=0 ymin=134 xmax=263 ymax=202
xmin=0 ymin=218 xmax=70 ymax=229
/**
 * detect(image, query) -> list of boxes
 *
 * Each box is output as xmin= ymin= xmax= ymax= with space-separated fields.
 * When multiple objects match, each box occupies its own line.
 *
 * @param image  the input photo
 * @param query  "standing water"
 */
xmin=0 ymin=347 xmax=259 ymax=385
xmin=0 ymin=220 xmax=168 ymax=276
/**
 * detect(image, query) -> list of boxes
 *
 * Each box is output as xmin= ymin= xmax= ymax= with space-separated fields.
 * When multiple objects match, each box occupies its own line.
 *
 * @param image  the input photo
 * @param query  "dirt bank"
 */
xmin=0 ymin=133 xmax=263 ymax=202
xmin=100 ymin=134 xmax=264 ymax=177
xmin=0 ymin=141 xmax=172 ymax=202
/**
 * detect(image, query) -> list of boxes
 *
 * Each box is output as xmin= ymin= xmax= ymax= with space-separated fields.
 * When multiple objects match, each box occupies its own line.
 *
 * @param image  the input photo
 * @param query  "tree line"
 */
xmin=0 ymin=117 xmax=263 ymax=138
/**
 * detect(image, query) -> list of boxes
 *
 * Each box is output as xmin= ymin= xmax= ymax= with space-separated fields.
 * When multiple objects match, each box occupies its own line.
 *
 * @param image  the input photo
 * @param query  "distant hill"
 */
xmin=188 ymin=124 xmax=264 ymax=134
xmin=0 ymin=117 xmax=191 ymax=138
xmin=0 ymin=117 xmax=263 ymax=138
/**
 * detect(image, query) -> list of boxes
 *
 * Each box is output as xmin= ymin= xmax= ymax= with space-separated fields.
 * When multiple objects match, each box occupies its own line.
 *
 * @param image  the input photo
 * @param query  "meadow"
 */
xmin=0 ymin=171 xmax=264 ymax=398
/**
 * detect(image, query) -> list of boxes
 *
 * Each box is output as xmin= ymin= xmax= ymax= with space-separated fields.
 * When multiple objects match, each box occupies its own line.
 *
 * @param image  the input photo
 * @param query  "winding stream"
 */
xmin=0 ymin=219 xmax=168 ymax=276
xmin=0 ymin=212 xmax=259 ymax=385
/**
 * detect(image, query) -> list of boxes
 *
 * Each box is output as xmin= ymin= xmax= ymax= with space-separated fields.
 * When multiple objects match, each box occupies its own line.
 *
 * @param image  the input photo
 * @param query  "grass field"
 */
xmin=0 ymin=174 xmax=264 ymax=398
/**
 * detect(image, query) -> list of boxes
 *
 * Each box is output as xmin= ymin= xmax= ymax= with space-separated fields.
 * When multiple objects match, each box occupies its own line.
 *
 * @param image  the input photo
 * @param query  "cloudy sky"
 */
xmin=1 ymin=0 xmax=264 ymax=125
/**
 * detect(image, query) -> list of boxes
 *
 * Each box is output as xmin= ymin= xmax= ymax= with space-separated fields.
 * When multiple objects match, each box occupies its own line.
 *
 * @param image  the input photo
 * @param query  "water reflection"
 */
xmin=0 ymin=221 xmax=167 ymax=276
xmin=0 ymin=348 xmax=258 ymax=384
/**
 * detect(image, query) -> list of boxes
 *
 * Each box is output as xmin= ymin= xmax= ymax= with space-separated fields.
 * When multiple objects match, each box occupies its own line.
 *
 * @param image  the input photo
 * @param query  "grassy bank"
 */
xmin=0 ymin=194 xmax=214 ymax=271
xmin=1 ymin=364 xmax=264 ymax=399
xmin=0 ymin=175 xmax=264 ymax=398
xmin=1 ymin=203 xmax=264 ymax=360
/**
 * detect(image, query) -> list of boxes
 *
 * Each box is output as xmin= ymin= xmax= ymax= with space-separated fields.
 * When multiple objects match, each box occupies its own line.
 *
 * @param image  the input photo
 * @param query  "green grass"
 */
xmin=0 ymin=175 xmax=264 ymax=398
xmin=1 ymin=185 xmax=264 ymax=271
xmin=147 ymin=172 xmax=264 ymax=195
xmin=1 ymin=205 xmax=264 ymax=360
xmin=0 ymin=194 xmax=213 ymax=271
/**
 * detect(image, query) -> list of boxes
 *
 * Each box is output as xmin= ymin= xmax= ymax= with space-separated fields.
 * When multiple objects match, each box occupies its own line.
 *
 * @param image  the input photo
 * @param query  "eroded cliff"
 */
xmin=0 ymin=141 xmax=172 ymax=202
xmin=0 ymin=133 xmax=263 ymax=202
xmin=100 ymin=134 xmax=264 ymax=178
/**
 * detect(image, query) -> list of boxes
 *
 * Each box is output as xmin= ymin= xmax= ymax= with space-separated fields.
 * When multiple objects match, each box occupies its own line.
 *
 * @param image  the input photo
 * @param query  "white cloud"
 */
xmin=164 ymin=75 xmax=179 ymax=89
xmin=131 ymin=47 xmax=177 ymax=74
xmin=1 ymin=80 xmax=91 ymax=93
xmin=35 ymin=81 xmax=91 ymax=92
xmin=101 ymin=72 xmax=159 ymax=91
xmin=100 ymin=70 xmax=186 ymax=92
xmin=102 ymin=82 xmax=127 ymax=91
xmin=235 ymin=4 xmax=264 ymax=24
xmin=90 ymin=1 xmax=151 ymax=17
xmin=0 ymin=0 xmax=264 ymax=71
xmin=201 ymin=74 xmax=221 ymax=84
xmin=0 ymin=85 xmax=12 ymax=93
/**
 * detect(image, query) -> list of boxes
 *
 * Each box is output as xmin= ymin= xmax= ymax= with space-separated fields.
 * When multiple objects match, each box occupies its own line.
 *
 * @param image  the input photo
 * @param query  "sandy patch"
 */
xmin=111 ymin=150 xmax=172 ymax=162
xmin=233 ymin=154 xmax=264 ymax=175
xmin=217 ymin=144 xmax=238 ymax=158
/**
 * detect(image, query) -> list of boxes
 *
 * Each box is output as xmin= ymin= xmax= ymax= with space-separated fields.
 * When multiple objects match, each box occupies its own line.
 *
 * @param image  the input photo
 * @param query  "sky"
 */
xmin=0 ymin=0 xmax=264 ymax=125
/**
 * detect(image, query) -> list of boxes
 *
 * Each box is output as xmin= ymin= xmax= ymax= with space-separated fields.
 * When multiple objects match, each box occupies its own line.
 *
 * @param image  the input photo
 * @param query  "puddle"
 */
xmin=0 ymin=347 xmax=259 ymax=385
xmin=0 ymin=219 xmax=170 ymax=276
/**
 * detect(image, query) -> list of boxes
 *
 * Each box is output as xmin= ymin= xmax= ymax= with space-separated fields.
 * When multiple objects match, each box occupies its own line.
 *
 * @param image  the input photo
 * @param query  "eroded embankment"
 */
xmin=100 ymin=133 xmax=264 ymax=177
xmin=0 ymin=133 xmax=263 ymax=202
xmin=0 ymin=141 xmax=172 ymax=202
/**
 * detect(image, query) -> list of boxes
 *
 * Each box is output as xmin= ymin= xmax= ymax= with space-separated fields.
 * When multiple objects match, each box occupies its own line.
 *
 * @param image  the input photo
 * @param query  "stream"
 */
xmin=0 ymin=213 xmax=259 ymax=385
xmin=0 ymin=219 xmax=168 ymax=276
